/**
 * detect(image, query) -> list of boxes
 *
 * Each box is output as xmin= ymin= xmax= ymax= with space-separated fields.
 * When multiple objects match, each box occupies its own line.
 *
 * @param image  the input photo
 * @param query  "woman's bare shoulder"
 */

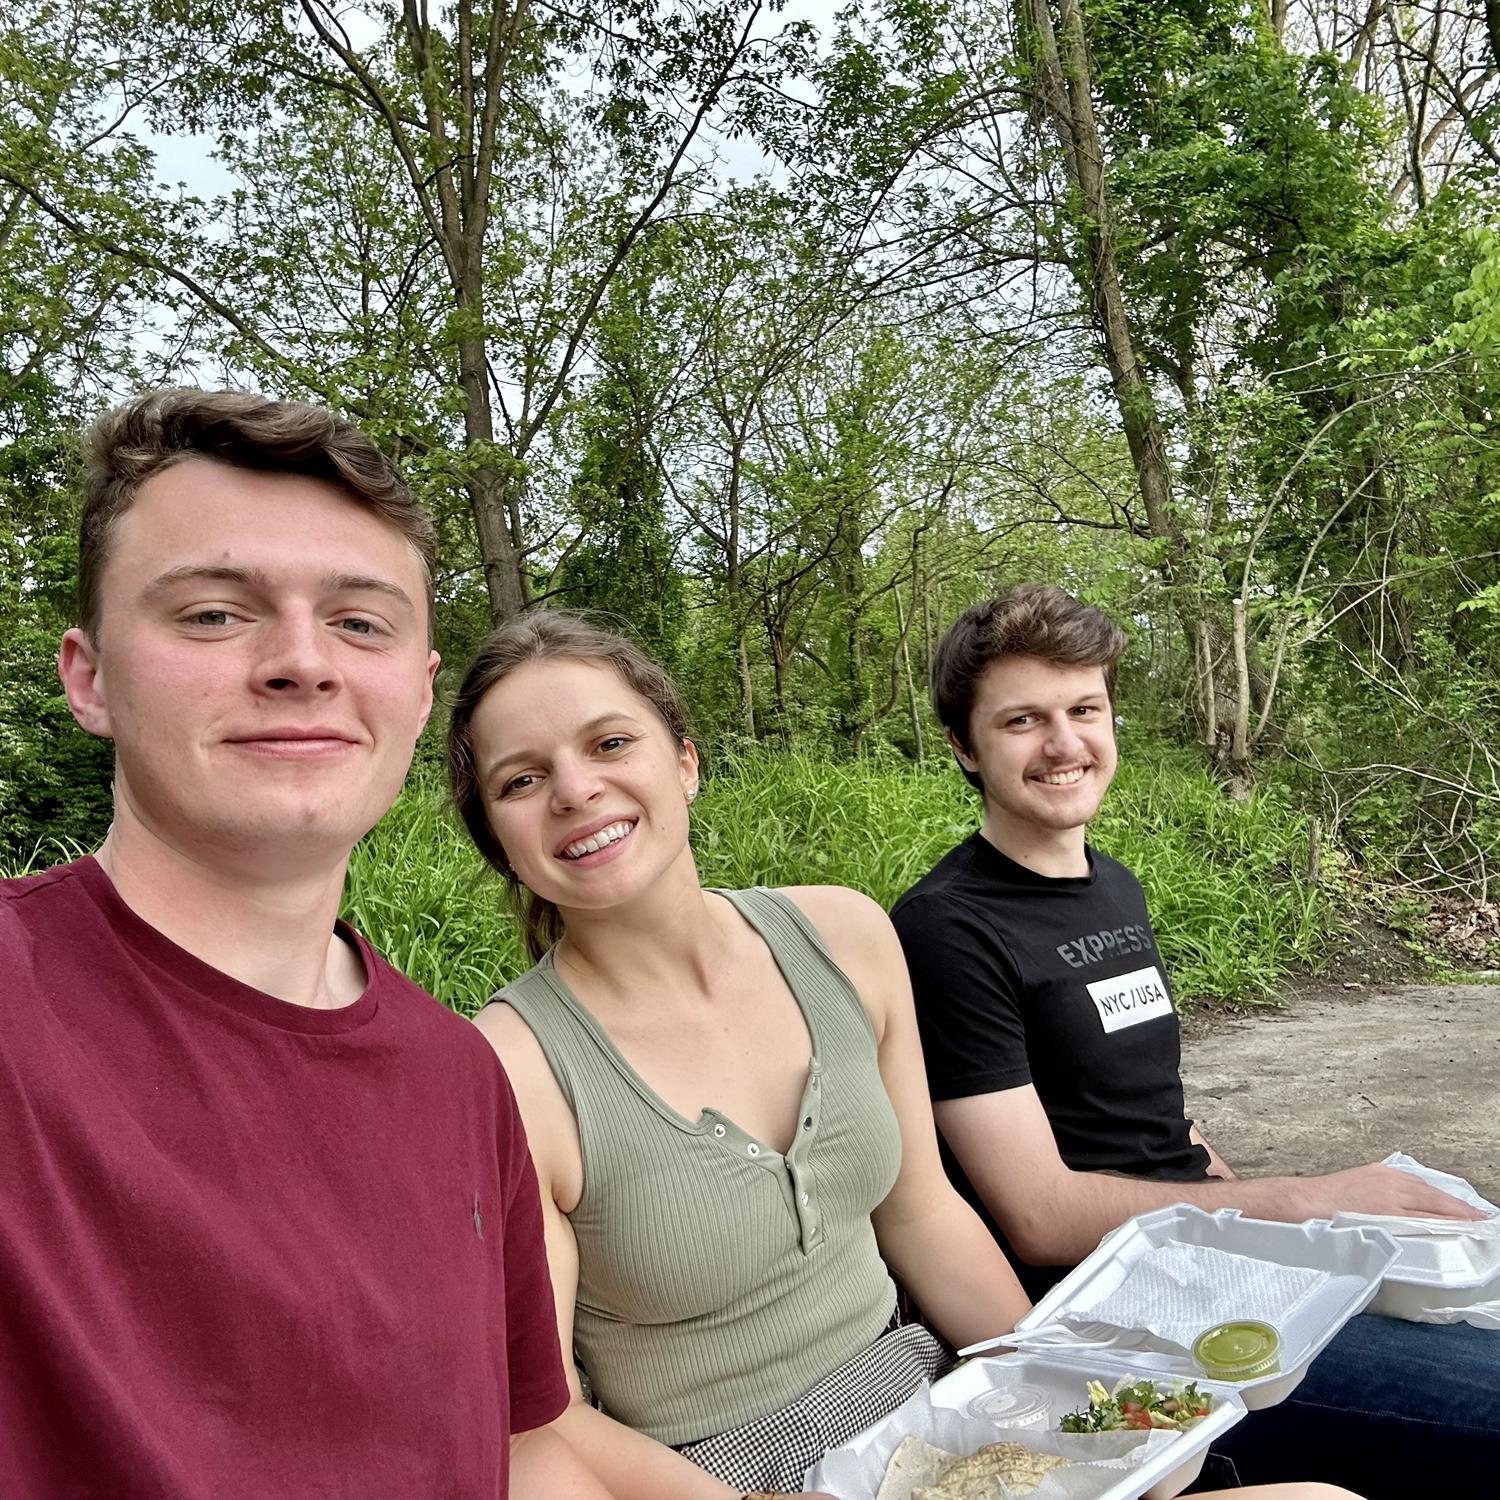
xmin=775 ymin=883 xmax=897 ymax=947
xmin=773 ymin=884 xmax=907 ymax=1031
xmin=472 ymin=998 xmax=582 ymax=1197
xmin=474 ymin=995 xmax=546 ymax=1064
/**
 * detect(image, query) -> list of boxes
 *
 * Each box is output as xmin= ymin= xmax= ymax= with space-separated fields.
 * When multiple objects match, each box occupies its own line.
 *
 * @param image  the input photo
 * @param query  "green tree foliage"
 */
xmin=0 ymin=5 xmax=164 ymax=856
xmin=551 ymin=254 xmax=687 ymax=663
xmin=0 ymin=409 xmax=114 ymax=861
xmin=4 ymin=0 xmax=1500 ymax=906
xmin=5 ymin=0 xmax=826 ymax=625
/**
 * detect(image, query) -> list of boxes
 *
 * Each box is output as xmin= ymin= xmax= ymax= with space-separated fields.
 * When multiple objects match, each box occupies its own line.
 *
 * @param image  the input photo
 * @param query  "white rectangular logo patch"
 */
xmin=1085 ymin=965 xmax=1173 ymax=1033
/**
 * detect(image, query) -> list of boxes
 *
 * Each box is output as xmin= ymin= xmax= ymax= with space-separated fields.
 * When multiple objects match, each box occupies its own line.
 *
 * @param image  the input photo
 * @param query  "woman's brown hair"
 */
xmin=448 ymin=610 xmax=693 ymax=961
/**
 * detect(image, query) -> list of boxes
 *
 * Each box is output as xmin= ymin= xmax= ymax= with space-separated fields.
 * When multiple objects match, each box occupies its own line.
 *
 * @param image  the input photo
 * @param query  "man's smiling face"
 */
xmin=950 ymin=654 xmax=1117 ymax=852
xmin=59 ymin=457 xmax=439 ymax=869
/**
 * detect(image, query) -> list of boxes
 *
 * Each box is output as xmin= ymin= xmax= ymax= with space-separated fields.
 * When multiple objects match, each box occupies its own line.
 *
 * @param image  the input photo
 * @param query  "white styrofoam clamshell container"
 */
xmin=803 ymin=1351 xmax=1247 ymax=1500
xmin=1333 ymin=1155 xmax=1500 ymax=1320
xmin=961 ymin=1205 xmax=1400 ymax=1410
xmin=1364 ymin=1230 xmax=1500 ymax=1319
xmin=931 ymin=1356 xmax=1247 ymax=1500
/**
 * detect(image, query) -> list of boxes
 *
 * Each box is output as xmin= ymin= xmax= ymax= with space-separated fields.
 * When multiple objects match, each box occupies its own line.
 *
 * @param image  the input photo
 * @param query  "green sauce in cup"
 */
xmin=1192 ymin=1320 xmax=1282 ymax=1382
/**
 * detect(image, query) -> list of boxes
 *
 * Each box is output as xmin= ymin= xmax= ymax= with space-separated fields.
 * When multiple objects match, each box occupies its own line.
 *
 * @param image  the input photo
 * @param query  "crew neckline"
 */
xmin=71 ymin=854 xmax=381 ymax=1035
xmin=968 ymin=830 xmax=1099 ymax=890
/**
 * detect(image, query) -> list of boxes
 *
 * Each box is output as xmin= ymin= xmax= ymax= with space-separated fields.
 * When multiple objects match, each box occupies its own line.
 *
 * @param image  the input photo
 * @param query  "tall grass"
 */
xmin=1092 ymin=755 xmax=1332 ymax=1002
xmin=341 ymin=786 xmax=525 ymax=1015
xmin=340 ymin=747 xmax=1338 ymax=1015
xmin=0 ymin=751 xmax=1336 ymax=1013
xmin=2 ymin=836 xmax=89 ymax=875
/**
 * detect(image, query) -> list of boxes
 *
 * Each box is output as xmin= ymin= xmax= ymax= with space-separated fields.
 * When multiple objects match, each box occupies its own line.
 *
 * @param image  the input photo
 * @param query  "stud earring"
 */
xmin=686 ymin=786 xmax=698 ymax=804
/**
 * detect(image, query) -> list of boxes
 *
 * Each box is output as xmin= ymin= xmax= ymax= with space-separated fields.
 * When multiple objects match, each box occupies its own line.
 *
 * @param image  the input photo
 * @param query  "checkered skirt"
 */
xmin=672 ymin=1320 xmax=955 ymax=1493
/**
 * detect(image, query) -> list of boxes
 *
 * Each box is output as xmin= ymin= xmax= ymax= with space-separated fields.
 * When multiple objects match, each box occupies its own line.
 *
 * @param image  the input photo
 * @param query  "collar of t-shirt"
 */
xmin=967 ymin=830 xmax=1099 ymax=892
xmin=74 ymin=854 xmax=379 ymax=1035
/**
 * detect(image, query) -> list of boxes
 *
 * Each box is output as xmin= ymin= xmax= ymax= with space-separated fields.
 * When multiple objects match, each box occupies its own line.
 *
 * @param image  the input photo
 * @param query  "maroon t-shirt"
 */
xmin=0 ymin=857 xmax=569 ymax=1498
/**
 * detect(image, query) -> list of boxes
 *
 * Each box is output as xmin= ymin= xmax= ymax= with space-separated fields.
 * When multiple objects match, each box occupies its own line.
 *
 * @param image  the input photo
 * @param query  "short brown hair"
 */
xmin=79 ymin=388 xmax=437 ymax=639
xmin=933 ymin=584 xmax=1127 ymax=786
xmin=448 ymin=610 xmax=693 ymax=962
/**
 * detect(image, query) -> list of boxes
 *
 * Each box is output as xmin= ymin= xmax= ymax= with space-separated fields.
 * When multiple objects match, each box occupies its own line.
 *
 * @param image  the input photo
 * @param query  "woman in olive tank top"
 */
xmin=446 ymin=614 xmax=1362 ymax=1500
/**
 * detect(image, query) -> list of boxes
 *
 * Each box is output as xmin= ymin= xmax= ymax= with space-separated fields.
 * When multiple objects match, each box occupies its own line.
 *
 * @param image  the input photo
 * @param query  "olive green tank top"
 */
xmin=499 ymin=887 xmax=902 ymax=1446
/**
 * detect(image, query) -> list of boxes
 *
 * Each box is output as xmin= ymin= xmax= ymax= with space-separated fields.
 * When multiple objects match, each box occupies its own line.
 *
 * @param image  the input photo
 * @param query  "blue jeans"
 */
xmin=1187 ymin=1313 xmax=1500 ymax=1495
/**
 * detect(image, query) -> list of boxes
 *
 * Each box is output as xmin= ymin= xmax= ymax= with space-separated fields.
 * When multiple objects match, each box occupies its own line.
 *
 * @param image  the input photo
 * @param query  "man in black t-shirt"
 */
xmin=890 ymin=585 xmax=1496 ymax=1495
xmin=893 ymin=833 xmax=1213 ymax=1299
xmin=891 ymin=584 xmax=1471 ymax=1287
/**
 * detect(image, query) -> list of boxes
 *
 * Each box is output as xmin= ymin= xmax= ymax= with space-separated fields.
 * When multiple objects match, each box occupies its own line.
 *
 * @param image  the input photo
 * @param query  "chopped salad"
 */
xmin=1059 ymin=1378 xmax=1214 ymax=1433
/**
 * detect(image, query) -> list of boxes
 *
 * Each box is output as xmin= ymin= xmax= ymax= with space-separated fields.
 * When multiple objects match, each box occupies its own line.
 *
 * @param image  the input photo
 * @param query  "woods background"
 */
xmin=4 ymin=0 xmax=1500 ymax=998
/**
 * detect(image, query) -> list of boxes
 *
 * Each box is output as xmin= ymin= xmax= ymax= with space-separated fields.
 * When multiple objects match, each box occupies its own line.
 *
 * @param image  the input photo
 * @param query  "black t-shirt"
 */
xmin=891 ymin=833 xmax=1209 ymax=1298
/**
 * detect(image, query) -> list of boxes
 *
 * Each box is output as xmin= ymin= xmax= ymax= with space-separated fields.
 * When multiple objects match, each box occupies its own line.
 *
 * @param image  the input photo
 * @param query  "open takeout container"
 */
xmin=961 ymin=1204 xmax=1401 ymax=1410
xmin=809 ymin=1206 xmax=1399 ymax=1500
xmin=803 ymin=1351 xmax=1248 ymax=1500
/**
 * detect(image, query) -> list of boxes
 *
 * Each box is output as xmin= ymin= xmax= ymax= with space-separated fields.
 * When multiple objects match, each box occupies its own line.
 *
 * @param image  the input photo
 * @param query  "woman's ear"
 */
xmin=679 ymin=737 xmax=700 ymax=800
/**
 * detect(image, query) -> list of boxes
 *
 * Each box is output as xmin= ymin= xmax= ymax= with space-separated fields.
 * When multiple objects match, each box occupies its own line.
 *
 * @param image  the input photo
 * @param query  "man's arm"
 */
xmin=938 ymin=1084 xmax=1483 ymax=1269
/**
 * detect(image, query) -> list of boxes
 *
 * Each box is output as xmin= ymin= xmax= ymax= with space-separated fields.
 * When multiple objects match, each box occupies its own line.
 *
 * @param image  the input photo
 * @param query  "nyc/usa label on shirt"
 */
xmin=1085 ymin=964 xmax=1173 ymax=1032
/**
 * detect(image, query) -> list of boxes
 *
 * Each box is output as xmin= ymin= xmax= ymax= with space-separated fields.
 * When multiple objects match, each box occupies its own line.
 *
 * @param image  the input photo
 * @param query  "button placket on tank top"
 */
xmin=699 ymin=1107 xmax=784 ymax=1176
xmin=699 ymin=1057 xmax=826 ymax=1256
xmin=783 ymin=1058 xmax=825 ymax=1254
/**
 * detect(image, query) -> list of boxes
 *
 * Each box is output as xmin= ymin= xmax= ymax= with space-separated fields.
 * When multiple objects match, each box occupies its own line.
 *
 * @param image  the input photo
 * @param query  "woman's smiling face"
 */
xmin=470 ymin=656 xmax=699 ymax=912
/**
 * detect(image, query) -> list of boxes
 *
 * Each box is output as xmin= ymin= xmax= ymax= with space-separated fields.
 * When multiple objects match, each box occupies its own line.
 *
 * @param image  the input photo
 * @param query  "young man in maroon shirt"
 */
xmin=0 ymin=390 xmax=611 ymax=1498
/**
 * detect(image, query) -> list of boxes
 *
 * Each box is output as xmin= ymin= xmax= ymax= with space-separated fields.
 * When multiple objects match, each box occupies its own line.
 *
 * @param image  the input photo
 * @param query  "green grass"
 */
xmin=1092 ymin=755 xmax=1334 ymax=1003
xmin=340 ymin=785 xmax=526 ymax=1014
xmin=2 ymin=750 xmax=1341 ymax=1014
xmin=2 ymin=836 xmax=89 ymax=875
xmin=341 ymin=748 xmax=1339 ymax=1014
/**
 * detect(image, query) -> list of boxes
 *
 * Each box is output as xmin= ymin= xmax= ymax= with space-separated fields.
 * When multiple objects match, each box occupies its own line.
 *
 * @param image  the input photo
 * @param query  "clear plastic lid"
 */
xmin=1191 ymin=1320 xmax=1282 ymax=1381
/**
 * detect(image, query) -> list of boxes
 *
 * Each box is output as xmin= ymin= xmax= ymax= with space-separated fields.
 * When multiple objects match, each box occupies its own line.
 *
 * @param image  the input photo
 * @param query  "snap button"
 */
xmin=712 ymin=1124 xmax=726 ymax=1138
xmin=800 ymin=1191 xmax=810 ymax=1206
xmin=809 ymin=1223 xmax=819 ymax=1238
xmin=747 ymin=1143 xmax=761 ymax=1157
xmin=811 ymin=1078 xmax=820 ymax=1091
xmin=802 ymin=1116 xmax=813 ymax=1130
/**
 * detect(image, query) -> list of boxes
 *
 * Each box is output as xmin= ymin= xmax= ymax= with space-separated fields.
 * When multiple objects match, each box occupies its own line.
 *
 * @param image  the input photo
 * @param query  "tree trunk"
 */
xmin=458 ymin=337 xmax=529 ymax=622
xmin=896 ymin=585 xmax=925 ymax=760
xmin=724 ymin=437 xmax=756 ymax=737
xmin=1227 ymin=595 xmax=1253 ymax=797
xmin=734 ymin=623 xmax=757 ymax=739
xmin=769 ymin=630 xmax=790 ymax=734
xmin=1025 ymin=0 xmax=1239 ymax=771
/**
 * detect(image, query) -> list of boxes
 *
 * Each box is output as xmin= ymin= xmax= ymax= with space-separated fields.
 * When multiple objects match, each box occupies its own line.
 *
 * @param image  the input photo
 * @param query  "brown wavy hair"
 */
xmin=932 ymin=584 xmax=1128 ymax=790
xmin=448 ymin=610 xmax=693 ymax=961
xmin=79 ymin=388 xmax=436 ymax=640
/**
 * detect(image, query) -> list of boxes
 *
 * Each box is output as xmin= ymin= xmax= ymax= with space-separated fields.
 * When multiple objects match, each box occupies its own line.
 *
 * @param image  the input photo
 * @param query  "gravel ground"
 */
xmin=1180 ymin=984 xmax=1500 ymax=1202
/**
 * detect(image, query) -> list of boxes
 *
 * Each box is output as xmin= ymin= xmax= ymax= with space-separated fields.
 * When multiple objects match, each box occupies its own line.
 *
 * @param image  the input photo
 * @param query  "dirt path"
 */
xmin=1180 ymin=984 xmax=1500 ymax=1203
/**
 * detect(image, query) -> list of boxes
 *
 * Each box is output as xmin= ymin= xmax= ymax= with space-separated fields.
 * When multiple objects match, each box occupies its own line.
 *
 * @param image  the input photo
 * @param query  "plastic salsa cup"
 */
xmin=1191 ymin=1320 xmax=1282 ymax=1382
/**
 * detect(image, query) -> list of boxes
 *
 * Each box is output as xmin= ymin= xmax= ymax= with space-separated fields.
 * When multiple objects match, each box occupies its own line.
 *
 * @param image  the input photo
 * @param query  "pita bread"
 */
xmin=914 ymin=1441 xmax=1068 ymax=1499
xmin=875 ymin=1436 xmax=959 ymax=1500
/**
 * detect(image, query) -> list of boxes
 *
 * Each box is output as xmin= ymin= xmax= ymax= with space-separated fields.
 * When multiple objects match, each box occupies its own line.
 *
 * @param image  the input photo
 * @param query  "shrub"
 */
xmin=338 ymin=749 xmax=1339 ymax=1014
